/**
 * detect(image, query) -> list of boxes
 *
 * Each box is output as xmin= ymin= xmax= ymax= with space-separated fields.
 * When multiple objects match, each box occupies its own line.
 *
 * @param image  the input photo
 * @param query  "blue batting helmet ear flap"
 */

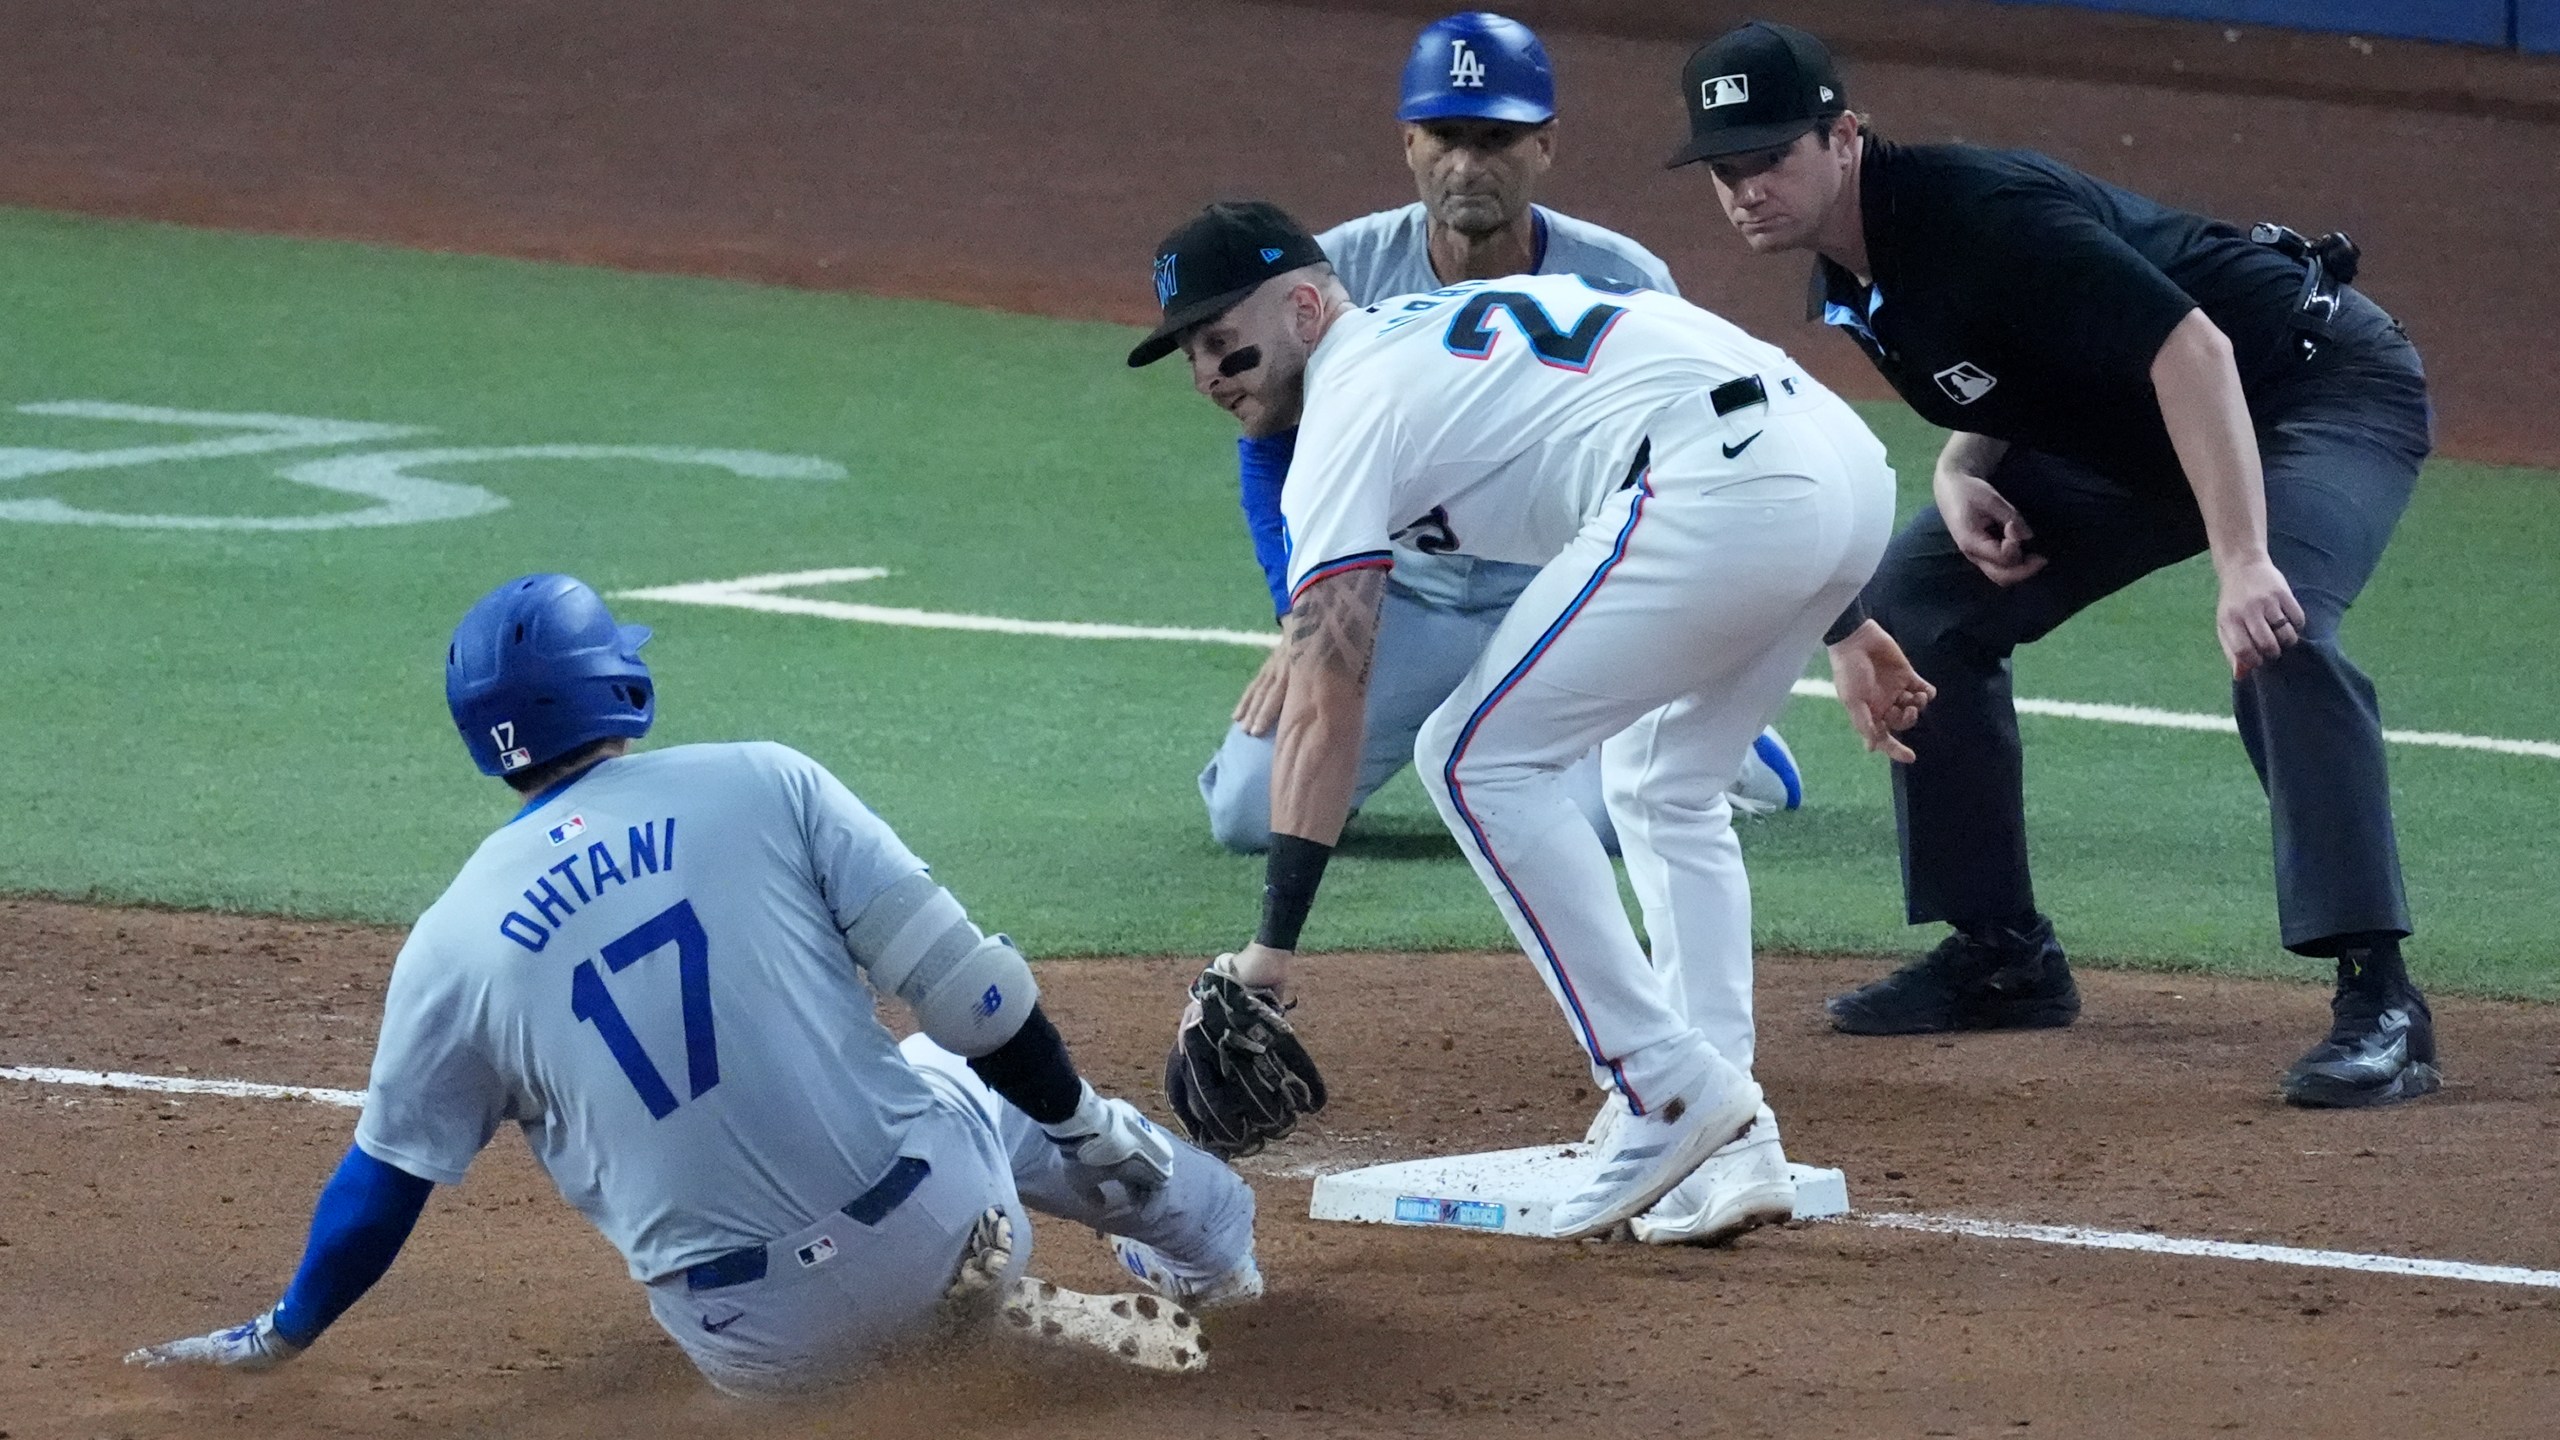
xmin=1398 ymin=12 xmax=1555 ymax=125
xmin=445 ymin=574 xmax=655 ymax=778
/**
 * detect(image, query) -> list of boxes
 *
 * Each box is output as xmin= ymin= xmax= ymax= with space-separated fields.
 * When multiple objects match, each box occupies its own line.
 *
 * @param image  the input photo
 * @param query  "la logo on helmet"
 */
xmin=1448 ymin=39 xmax=1486 ymax=88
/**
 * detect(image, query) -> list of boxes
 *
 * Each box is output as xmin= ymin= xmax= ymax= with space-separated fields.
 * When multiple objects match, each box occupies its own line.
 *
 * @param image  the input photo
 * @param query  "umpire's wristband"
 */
xmin=1255 ymin=833 xmax=1334 ymax=952
xmin=1822 ymin=595 xmax=1870 ymax=648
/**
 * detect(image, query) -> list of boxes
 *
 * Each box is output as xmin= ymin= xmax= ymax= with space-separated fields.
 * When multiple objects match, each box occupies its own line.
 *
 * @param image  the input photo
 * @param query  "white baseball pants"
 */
xmin=1417 ymin=379 xmax=1894 ymax=1115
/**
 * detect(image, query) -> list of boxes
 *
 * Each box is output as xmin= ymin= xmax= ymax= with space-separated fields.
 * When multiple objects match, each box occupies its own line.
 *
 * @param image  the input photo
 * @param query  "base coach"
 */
xmin=1668 ymin=22 xmax=2440 ymax=1107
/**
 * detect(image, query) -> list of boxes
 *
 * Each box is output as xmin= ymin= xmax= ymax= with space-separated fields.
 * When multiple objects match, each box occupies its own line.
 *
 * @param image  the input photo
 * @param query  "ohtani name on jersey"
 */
xmin=499 ymin=818 xmax=678 ymax=954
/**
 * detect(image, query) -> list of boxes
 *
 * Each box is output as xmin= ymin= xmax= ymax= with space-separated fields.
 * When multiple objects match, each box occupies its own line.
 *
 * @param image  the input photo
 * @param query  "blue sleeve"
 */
xmin=268 ymin=1144 xmax=435 ymax=1347
xmin=1237 ymin=429 xmax=1298 ymax=619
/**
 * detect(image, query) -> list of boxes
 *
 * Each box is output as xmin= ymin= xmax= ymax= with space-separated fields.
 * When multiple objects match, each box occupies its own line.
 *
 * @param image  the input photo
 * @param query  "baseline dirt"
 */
xmin=0 ymin=0 xmax=2552 ymax=465
xmin=5 ymin=897 xmax=2557 ymax=1438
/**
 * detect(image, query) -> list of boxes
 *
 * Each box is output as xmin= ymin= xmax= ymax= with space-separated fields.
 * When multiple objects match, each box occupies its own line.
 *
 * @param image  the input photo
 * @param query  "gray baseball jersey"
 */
xmin=1316 ymin=203 xmax=1679 ymax=309
xmin=355 ymin=741 xmax=945 ymax=1283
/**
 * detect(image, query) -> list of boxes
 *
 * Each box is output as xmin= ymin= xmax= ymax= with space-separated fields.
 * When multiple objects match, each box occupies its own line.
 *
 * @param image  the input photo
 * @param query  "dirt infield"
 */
xmin=5 ymin=896 xmax=2559 ymax=1438
xmin=0 ymin=0 xmax=2553 ymax=465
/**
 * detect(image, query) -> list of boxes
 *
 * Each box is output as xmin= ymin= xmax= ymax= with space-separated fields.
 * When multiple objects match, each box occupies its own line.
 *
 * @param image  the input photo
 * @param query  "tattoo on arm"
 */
xmin=1287 ymin=568 xmax=1385 ymax=690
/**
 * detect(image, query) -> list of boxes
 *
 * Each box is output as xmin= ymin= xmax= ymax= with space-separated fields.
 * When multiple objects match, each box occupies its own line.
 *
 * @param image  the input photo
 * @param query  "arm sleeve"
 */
xmin=1966 ymin=181 xmax=2199 ymax=386
xmin=1237 ymin=430 xmax=1298 ymax=618
xmin=963 ymin=1003 xmax=1085 ymax=1125
xmin=267 ymin=1144 xmax=435 ymax=1348
xmin=1279 ymin=356 xmax=1409 ymax=603
xmin=778 ymin=746 xmax=1036 ymax=1055
xmin=352 ymin=939 xmax=509 ymax=1187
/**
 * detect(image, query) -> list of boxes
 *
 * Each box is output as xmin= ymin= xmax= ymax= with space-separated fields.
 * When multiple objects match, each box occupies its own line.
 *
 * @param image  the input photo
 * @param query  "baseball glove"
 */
xmin=1163 ymin=955 xmax=1326 ymax=1158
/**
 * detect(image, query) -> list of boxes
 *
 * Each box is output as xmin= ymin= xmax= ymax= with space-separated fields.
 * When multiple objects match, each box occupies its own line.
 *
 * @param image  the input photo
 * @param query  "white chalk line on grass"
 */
xmin=611 ymin=568 xmax=2560 ymax=762
xmin=12 ymin=1064 xmax=2560 ymax=1293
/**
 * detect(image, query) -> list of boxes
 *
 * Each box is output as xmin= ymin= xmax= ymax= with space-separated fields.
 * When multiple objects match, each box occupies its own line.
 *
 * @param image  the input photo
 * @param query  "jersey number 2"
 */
xmin=569 ymin=899 xmax=718 ymax=1120
xmin=1442 ymin=290 xmax=1628 ymax=373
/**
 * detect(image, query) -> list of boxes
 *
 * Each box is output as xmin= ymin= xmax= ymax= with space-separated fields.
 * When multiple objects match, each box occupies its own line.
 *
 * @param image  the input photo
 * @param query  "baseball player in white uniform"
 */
xmin=129 ymin=575 xmax=1259 ymax=1394
xmin=1132 ymin=205 xmax=1932 ymax=1241
xmin=1197 ymin=9 xmax=1803 ymax=857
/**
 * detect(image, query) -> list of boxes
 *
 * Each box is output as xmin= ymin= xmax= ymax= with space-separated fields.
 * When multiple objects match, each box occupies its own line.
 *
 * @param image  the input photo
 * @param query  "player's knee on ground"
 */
xmin=1198 ymin=726 xmax=1275 ymax=854
xmin=843 ymin=872 xmax=1037 ymax=1056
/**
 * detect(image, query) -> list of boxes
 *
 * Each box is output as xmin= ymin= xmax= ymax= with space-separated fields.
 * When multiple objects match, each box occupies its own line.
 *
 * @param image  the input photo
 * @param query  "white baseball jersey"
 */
xmin=356 ymin=742 xmax=944 ymax=1283
xmin=1317 ymin=203 xmax=1679 ymax=307
xmin=1281 ymin=273 xmax=1802 ymax=602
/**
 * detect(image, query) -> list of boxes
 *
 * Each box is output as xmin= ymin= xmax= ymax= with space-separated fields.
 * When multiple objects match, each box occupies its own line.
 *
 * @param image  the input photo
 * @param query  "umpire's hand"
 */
xmin=1938 ymin=471 xmax=2048 ymax=587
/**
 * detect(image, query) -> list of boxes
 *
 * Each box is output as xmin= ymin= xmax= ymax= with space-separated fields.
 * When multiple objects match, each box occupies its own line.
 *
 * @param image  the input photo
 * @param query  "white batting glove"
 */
xmin=127 ymin=1310 xmax=304 ymax=1371
xmin=1040 ymin=1082 xmax=1176 ymax=1194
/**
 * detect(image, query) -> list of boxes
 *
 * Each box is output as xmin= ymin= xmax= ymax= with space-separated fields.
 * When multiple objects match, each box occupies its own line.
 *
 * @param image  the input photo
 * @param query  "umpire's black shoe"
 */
xmin=1825 ymin=915 xmax=2081 ymax=1035
xmin=2281 ymin=981 xmax=2440 ymax=1109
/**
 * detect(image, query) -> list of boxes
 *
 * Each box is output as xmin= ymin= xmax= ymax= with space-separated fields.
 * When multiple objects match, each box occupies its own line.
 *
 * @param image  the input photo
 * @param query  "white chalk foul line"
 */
xmin=12 ymin=1062 xmax=2560 ymax=1292
xmin=0 ymin=1064 xmax=364 ymax=1108
xmin=1855 ymin=1211 xmax=2560 ymax=1290
xmin=613 ymin=568 xmax=2559 ymax=762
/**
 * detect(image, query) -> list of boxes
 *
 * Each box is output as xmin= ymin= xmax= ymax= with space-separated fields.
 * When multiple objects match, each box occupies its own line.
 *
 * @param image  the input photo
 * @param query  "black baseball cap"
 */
xmin=1127 ymin=201 xmax=1329 ymax=368
xmin=1664 ymin=21 xmax=1846 ymax=168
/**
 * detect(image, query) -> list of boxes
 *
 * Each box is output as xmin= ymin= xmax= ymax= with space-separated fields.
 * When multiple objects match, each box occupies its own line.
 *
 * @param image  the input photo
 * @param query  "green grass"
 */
xmin=2 ymin=208 xmax=2553 ymax=994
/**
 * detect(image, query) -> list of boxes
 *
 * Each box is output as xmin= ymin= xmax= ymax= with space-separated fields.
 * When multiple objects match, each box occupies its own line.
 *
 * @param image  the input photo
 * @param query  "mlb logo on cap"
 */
xmin=1665 ymin=21 xmax=1848 ymax=168
xmin=1701 ymin=73 xmax=1749 ymax=109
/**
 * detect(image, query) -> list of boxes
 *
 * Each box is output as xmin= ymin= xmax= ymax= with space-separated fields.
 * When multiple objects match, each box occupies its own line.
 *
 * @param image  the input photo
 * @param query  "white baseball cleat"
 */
xmin=1546 ymin=1058 xmax=1761 ymax=1241
xmin=1580 ymin=1090 xmax=1629 ymax=1147
xmin=1727 ymin=728 xmax=1803 ymax=817
xmin=1109 ymin=1235 xmax=1265 ymax=1309
xmin=1628 ymin=1103 xmax=1795 ymax=1246
xmin=997 ymin=1276 xmax=1210 ymax=1374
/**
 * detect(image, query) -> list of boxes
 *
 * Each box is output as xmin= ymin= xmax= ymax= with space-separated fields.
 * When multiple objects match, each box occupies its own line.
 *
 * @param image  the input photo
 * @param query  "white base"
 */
xmin=1307 ymin=1143 xmax=1850 ymax=1240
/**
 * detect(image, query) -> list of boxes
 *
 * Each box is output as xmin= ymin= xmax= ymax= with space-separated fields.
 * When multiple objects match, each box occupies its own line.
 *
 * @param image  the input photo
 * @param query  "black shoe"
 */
xmin=2281 ymin=982 xmax=2440 ymax=1108
xmin=1825 ymin=916 xmax=2081 ymax=1036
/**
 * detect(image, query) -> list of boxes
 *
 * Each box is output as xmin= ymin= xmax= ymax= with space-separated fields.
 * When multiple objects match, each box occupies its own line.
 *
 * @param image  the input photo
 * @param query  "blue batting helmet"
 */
xmin=1397 ymin=12 xmax=1555 ymax=125
xmin=446 ymin=573 xmax=654 ymax=777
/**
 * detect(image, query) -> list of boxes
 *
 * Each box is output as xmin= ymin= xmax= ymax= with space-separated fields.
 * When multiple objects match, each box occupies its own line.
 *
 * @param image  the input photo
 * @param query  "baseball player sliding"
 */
xmin=1132 ymin=205 xmax=1932 ymax=1241
xmin=1198 ymin=10 xmax=1803 ymax=856
xmin=128 ymin=575 xmax=1258 ymax=1394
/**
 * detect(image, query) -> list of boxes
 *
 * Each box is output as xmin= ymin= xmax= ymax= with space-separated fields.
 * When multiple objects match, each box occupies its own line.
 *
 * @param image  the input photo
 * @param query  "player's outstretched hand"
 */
xmin=1827 ymin=620 xmax=1936 ymax=764
xmin=126 ymin=1311 xmax=303 ymax=1371
xmin=1042 ymin=1083 xmax=1177 ymax=1193
xmin=1233 ymin=644 xmax=1292 ymax=737
xmin=1164 ymin=954 xmax=1326 ymax=1159
xmin=2214 ymin=554 xmax=2307 ymax=678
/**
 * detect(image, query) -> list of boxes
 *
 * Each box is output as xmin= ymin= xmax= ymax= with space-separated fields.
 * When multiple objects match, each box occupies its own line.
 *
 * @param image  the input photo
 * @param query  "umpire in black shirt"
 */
xmin=1669 ymin=22 xmax=2438 ymax=1107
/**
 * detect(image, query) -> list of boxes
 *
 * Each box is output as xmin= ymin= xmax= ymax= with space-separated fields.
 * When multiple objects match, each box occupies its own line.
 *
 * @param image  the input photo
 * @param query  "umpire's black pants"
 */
xmin=1865 ymin=290 xmax=2432 ymax=957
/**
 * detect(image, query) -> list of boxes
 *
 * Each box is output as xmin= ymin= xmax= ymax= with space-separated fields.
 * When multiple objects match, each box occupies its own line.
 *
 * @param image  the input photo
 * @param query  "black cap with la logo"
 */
xmin=1127 ymin=201 xmax=1329 ymax=368
xmin=1664 ymin=21 xmax=1846 ymax=168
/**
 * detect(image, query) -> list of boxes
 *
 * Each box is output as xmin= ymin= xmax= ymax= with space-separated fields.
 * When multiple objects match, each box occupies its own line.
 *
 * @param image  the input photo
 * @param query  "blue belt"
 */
xmin=683 ymin=1155 xmax=933 ymax=1292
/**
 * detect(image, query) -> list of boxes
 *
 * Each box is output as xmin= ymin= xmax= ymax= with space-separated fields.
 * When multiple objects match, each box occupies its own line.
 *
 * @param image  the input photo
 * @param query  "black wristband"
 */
xmin=965 ymin=1004 xmax=1083 ymax=1124
xmin=1822 ymin=595 xmax=1869 ymax=648
xmin=1256 ymin=833 xmax=1334 ymax=951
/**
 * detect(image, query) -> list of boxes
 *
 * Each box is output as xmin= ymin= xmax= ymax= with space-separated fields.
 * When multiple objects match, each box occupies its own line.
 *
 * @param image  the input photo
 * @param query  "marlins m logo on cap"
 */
xmin=1701 ymin=73 xmax=1749 ymax=109
xmin=1153 ymin=254 xmax=1179 ymax=307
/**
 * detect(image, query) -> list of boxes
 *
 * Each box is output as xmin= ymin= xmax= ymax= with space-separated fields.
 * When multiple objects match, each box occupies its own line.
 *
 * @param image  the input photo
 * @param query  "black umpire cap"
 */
xmin=1127 ymin=201 xmax=1328 ymax=368
xmin=1664 ymin=21 xmax=1846 ymax=168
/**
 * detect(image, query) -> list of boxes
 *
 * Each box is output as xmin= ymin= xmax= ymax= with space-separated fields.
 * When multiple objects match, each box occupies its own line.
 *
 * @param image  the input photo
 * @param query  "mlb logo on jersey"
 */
xmin=796 ymin=1235 xmax=839 ymax=1269
xmin=547 ymin=814 xmax=588 ymax=846
xmin=1933 ymin=361 xmax=1999 ymax=405
xmin=1700 ymin=73 xmax=1749 ymax=110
